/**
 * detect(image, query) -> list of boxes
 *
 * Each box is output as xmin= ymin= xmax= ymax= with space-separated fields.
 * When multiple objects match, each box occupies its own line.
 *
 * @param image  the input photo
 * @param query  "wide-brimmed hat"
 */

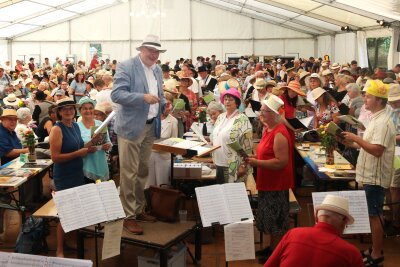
xmin=136 ymin=34 xmax=166 ymax=53
xmin=266 ymin=80 xmax=277 ymax=88
xmin=340 ymin=67 xmax=351 ymax=74
xmin=179 ymin=77 xmax=193 ymax=87
xmin=3 ymin=94 xmax=19 ymax=106
xmin=50 ymin=79 xmax=58 ymax=86
xmin=365 ymin=79 xmax=389 ymax=99
xmin=312 ymin=87 xmax=326 ymax=100
xmin=218 ymin=74 xmax=232 ymax=82
xmin=306 ymin=73 xmax=323 ymax=86
xmin=282 ymin=80 xmax=306 ymax=96
xmin=0 ymin=108 xmax=17 ymax=119
xmin=262 ymin=94 xmax=284 ymax=114
xmin=79 ymin=96 xmax=96 ymax=107
xmin=315 ymin=194 xmax=354 ymax=225
xmin=220 ymin=88 xmax=241 ymax=103
xmin=299 ymin=71 xmax=310 ymax=81
xmin=254 ymin=78 xmax=266 ymax=90
xmin=321 ymin=69 xmax=333 ymax=77
xmin=389 ymin=84 xmax=400 ymax=102
xmin=163 ymin=79 xmax=179 ymax=94
xmin=55 ymin=97 xmax=80 ymax=109
xmin=330 ymin=63 xmax=340 ymax=70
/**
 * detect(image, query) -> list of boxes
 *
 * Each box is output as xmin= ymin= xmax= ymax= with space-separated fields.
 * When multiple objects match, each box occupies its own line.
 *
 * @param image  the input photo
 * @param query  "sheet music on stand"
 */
xmin=195 ymin=182 xmax=253 ymax=227
xmin=53 ymin=180 xmax=125 ymax=233
xmin=0 ymin=251 xmax=92 ymax=267
xmin=224 ymin=219 xmax=255 ymax=262
xmin=312 ymin=191 xmax=371 ymax=234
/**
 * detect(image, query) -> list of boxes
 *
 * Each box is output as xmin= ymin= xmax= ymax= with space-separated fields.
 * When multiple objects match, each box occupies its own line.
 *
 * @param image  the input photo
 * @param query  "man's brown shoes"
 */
xmin=123 ymin=220 xmax=143 ymax=235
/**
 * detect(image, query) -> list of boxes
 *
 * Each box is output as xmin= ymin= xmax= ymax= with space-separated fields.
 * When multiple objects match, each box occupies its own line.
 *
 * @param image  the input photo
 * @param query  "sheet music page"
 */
xmin=312 ymin=191 xmax=371 ymax=234
xmin=97 ymin=181 xmax=126 ymax=220
xmin=173 ymin=139 xmax=204 ymax=149
xmin=195 ymin=185 xmax=231 ymax=227
xmin=222 ymin=182 xmax=254 ymax=222
xmin=8 ymin=253 xmax=47 ymax=267
xmin=0 ymin=252 xmax=9 ymax=267
xmin=102 ymin=220 xmax=124 ymax=260
xmin=75 ymin=184 xmax=108 ymax=227
xmin=299 ymin=116 xmax=313 ymax=128
xmin=190 ymin=123 xmax=208 ymax=144
xmin=47 ymin=257 xmax=93 ymax=267
xmin=339 ymin=191 xmax=371 ymax=234
xmin=224 ymin=219 xmax=255 ymax=262
xmin=53 ymin=189 xmax=86 ymax=233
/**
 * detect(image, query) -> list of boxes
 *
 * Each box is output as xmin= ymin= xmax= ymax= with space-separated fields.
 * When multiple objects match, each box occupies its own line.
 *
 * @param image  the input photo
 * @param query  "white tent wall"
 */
xmin=0 ymin=40 xmax=8 ymax=62
xmin=7 ymin=0 xmax=318 ymax=66
xmin=317 ymin=35 xmax=335 ymax=60
xmin=334 ymin=32 xmax=357 ymax=65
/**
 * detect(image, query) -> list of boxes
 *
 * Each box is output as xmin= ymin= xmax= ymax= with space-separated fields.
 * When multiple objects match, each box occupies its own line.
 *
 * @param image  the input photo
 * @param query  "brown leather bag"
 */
xmin=145 ymin=185 xmax=184 ymax=222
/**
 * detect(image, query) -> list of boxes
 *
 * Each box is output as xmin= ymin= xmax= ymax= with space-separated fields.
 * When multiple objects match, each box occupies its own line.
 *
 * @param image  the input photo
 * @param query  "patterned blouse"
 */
xmin=181 ymin=89 xmax=198 ymax=131
xmin=212 ymin=112 xmax=253 ymax=183
xmin=315 ymin=102 xmax=339 ymax=127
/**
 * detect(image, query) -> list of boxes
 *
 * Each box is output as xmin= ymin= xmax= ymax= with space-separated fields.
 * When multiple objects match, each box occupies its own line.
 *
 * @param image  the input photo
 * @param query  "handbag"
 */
xmin=145 ymin=185 xmax=184 ymax=222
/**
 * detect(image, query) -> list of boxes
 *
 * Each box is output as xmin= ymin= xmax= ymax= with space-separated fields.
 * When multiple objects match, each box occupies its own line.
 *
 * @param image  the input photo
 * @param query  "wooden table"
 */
xmin=33 ymin=198 xmax=57 ymax=218
xmin=77 ymin=221 xmax=201 ymax=267
xmin=295 ymin=143 xmax=357 ymax=191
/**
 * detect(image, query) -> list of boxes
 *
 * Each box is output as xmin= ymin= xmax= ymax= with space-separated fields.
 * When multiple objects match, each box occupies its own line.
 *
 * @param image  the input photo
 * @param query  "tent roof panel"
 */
xmin=336 ymin=0 xmax=400 ymax=21
xmin=30 ymin=0 xmax=75 ymax=7
xmin=295 ymin=15 xmax=341 ymax=32
xmin=311 ymin=6 xmax=377 ymax=28
xmin=0 ymin=24 xmax=38 ymax=38
xmin=259 ymin=0 xmax=321 ymax=11
xmin=0 ymin=1 xmax=48 ymax=22
xmin=64 ymin=0 xmax=111 ymax=13
xmin=24 ymin=10 xmax=76 ymax=26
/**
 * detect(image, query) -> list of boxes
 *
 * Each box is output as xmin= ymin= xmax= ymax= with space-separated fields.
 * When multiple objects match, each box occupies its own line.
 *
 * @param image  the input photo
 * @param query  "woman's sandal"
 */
xmin=360 ymin=247 xmax=384 ymax=259
xmin=363 ymin=255 xmax=384 ymax=267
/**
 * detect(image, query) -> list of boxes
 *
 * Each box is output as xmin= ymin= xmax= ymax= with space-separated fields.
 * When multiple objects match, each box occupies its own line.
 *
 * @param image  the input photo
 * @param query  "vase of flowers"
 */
xmin=195 ymin=106 xmax=208 ymax=136
xmin=20 ymin=128 xmax=36 ymax=162
xmin=317 ymin=122 xmax=337 ymax=165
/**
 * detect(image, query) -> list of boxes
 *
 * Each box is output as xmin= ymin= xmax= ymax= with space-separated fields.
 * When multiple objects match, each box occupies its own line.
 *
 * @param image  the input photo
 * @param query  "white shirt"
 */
xmin=212 ymin=111 xmax=239 ymax=166
xmin=189 ymin=77 xmax=202 ymax=97
xmin=139 ymin=57 xmax=159 ymax=120
xmin=96 ymin=89 xmax=112 ymax=104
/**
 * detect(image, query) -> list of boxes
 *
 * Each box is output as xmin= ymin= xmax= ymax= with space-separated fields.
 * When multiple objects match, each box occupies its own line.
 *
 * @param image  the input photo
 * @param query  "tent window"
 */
xmin=366 ymin=37 xmax=391 ymax=71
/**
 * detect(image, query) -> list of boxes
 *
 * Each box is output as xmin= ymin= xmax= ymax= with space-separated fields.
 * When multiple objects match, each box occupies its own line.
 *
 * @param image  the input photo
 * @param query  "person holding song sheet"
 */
xmin=164 ymin=80 xmax=189 ymax=137
xmin=342 ymin=80 xmax=395 ymax=267
xmin=264 ymin=194 xmax=363 ymax=267
xmin=312 ymin=87 xmax=340 ymax=128
xmin=178 ymin=77 xmax=198 ymax=132
xmin=49 ymin=97 xmax=97 ymax=257
xmin=211 ymin=88 xmax=252 ymax=184
xmin=246 ymin=95 xmax=294 ymax=264
xmin=77 ymin=97 xmax=111 ymax=183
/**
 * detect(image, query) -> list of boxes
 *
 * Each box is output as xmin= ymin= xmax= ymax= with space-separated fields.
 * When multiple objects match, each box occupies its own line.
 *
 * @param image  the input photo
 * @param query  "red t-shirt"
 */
xmin=264 ymin=222 xmax=364 ymax=267
xmin=256 ymin=123 xmax=294 ymax=191
xmin=280 ymin=95 xmax=296 ymax=145
xmin=90 ymin=58 xmax=99 ymax=70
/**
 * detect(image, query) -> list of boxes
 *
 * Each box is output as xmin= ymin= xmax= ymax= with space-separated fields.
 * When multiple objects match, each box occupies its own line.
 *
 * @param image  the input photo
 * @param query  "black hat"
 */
xmin=198 ymin=66 xmax=207 ymax=73
xmin=35 ymin=91 xmax=47 ymax=101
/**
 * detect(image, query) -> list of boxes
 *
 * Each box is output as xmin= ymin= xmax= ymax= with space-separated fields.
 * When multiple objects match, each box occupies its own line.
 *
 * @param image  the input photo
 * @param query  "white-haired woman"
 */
xmin=206 ymin=101 xmax=224 ymax=134
xmin=16 ymin=107 xmax=37 ymax=142
xmin=346 ymin=83 xmax=363 ymax=118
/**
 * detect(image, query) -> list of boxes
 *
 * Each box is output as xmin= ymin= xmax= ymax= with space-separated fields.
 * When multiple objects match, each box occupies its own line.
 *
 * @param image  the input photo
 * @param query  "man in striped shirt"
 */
xmin=343 ymin=80 xmax=395 ymax=267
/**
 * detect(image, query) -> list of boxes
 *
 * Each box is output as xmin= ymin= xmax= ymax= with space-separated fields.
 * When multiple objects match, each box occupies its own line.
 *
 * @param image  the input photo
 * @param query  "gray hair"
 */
xmin=345 ymin=83 xmax=360 ymax=93
xmin=207 ymin=101 xmax=224 ymax=113
xmin=317 ymin=209 xmax=346 ymax=222
xmin=16 ymin=107 xmax=32 ymax=123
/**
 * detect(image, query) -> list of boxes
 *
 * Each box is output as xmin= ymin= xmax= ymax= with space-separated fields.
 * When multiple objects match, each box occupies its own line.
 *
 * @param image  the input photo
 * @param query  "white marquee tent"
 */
xmin=0 ymin=0 xmax=399 ymax=68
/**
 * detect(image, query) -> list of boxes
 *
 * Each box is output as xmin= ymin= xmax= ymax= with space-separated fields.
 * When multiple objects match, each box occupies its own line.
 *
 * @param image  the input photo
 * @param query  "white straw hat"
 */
xmin=315 ymin=194 xmax=354 ymax=225
xmin=312 ymin=87 xmax=326 ymax=101
xmin=136 ymin=34 xmax=166 ymax=53
xmin=262 ymin=94 xmax=284 ymax=114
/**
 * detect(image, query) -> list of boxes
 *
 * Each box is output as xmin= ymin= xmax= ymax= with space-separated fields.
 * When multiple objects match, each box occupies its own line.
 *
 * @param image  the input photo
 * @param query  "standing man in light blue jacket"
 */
xmin=111 ymin=34 xmax=166 ymax=235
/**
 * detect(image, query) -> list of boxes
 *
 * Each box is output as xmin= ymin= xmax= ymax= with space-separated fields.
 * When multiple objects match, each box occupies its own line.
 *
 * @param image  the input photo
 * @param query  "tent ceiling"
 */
xmin=0 ymin=0 xmax=126 ymax=38
xmin=0 ymin=0 xmax=398 ymax=39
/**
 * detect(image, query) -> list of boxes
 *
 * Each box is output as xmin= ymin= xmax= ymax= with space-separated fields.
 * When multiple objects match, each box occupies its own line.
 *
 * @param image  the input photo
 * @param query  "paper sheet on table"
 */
xmin=299 ymin=116 xmax=313 ymax=128
xmin=190 ymin=123 xmax=208 ymax=144
xmin=7 ymin=253 xmax=47 ymax=267
xmin=93 ymin=111 xmax=115 ymax=136
xmin=312 ymin=191 xmax=371 ymax=234
xmin=102 ymin=219 xmax=123 ymax=260
xmin=47 ymin=257 xmax=93 ymax=267
xmin=224 ymin=219 xmax=255 ymax=262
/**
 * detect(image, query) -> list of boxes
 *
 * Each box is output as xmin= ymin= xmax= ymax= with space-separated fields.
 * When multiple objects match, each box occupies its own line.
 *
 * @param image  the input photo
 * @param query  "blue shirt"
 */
xmin=0 ymin=123 xmax=22 ymax=164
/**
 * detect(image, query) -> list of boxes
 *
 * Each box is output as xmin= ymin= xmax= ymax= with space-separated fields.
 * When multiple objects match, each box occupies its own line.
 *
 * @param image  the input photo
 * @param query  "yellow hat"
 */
xmin=365 ymin=80 xmax=389 ymax=99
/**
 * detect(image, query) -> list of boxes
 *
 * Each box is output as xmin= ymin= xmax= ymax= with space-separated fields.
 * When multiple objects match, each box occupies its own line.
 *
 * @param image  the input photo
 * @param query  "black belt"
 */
xmin=146 ymin=118 xmax=155 ymax=124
